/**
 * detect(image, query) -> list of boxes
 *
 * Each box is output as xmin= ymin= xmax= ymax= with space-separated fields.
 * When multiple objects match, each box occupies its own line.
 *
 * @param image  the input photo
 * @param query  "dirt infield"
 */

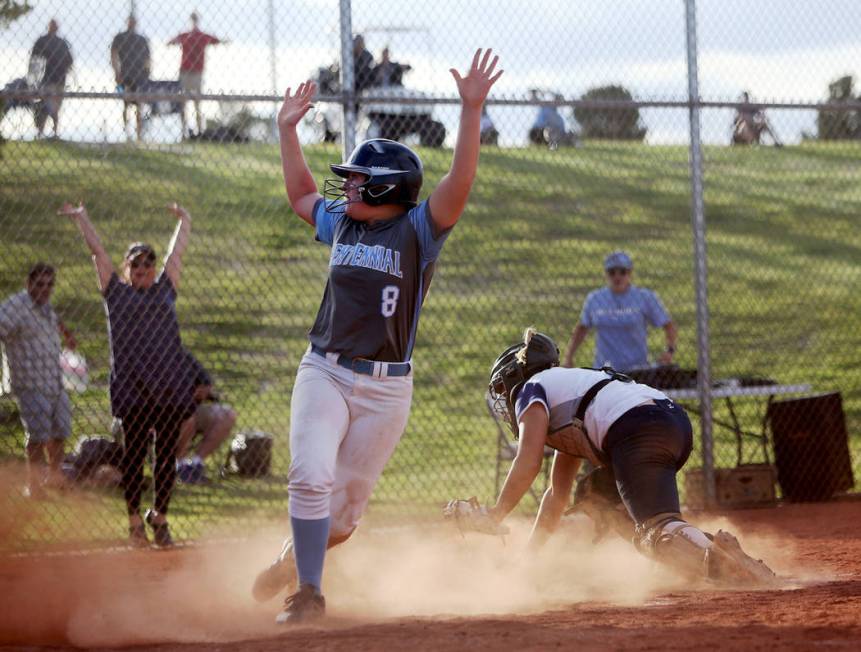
xmin=2 ymin=500 xmax=861 ymax=651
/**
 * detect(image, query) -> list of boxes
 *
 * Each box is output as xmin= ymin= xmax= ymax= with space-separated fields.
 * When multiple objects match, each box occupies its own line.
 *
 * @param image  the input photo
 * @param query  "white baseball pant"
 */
xmin=287 ymin=349 xmax=413 ymax=538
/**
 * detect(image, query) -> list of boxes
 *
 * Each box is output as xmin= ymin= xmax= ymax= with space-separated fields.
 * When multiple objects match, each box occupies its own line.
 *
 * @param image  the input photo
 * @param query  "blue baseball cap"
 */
xmin=604 ymin=250 xmax=633 ymax=271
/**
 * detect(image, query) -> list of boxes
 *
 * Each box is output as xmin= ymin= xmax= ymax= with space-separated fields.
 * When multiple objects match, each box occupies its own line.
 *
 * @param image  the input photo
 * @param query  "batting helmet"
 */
xmin=488 ymin=329 xmax=560 ymax=436
xmin=324 ymin=138 xmax=423 ymax=212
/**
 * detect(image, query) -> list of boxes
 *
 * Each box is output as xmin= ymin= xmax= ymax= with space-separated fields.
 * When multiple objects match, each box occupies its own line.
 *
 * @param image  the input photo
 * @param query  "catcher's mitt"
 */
xmin=443 ymin=497 xmax=510 ymax=537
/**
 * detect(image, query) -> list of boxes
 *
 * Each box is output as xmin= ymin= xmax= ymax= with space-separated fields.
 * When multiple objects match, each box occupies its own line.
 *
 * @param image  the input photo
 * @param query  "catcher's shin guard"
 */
xmin=637 ymin=516 xmax=713 ymax=579
xmin=252 ymin=538 xmax=298 ymax=602
xmin=638 ymin=516 xmax=777 ymax=586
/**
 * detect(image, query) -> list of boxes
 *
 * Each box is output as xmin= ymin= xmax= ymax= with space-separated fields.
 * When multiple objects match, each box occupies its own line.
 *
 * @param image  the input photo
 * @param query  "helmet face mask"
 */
xmin=324 ymin=138 xmax=423 ymax=213
xmin=488 ymin=333 xmax=560 ymax=437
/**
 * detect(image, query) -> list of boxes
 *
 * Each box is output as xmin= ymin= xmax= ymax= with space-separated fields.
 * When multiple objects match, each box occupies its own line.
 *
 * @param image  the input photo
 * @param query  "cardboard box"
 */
xmin=684 ymin=464 xmax=777 ymax=510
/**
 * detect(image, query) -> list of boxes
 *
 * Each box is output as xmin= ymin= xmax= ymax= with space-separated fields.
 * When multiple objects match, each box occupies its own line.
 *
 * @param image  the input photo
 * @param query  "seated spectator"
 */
xmin=374 ymin=46 xmax=411 ymax=87
xmin=175 ymin=350 xmax=237 ymax=484
xmin=480 ymin=105 xmax=499 ymax=145
xmin=528 ymin=90 xmax=568 ymax=147
xmin=352 ymin=34 xmax=376 ymax=95
xmin=733 ymin=91 xmax=782 ymax=146
xmin=0 ymin=263 xmax=76 ymax=498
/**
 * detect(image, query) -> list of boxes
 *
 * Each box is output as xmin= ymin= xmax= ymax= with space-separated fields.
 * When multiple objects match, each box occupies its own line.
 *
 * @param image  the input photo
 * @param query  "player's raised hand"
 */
xmin=450 ymin=48 xmax=503 ymax=109
xmin=278 ymin=81 xmax=316 ymax=129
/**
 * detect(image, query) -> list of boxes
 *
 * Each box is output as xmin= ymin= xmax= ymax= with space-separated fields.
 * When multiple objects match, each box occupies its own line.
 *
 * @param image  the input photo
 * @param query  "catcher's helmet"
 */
xmin=488 ymin=330 xmax=560 ymax=436
xmin=323 ymin=138 xmax=423 ymax=212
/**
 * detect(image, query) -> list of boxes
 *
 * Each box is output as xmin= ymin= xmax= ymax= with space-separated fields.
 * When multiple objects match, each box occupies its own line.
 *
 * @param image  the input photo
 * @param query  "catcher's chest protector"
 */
xmin=545 ymin=424 xmax=605 ymax=467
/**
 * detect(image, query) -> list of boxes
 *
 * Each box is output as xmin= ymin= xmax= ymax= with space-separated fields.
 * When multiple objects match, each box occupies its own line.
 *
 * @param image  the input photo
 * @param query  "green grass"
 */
xmin=1 ymin=139 xmax=860 ymax=550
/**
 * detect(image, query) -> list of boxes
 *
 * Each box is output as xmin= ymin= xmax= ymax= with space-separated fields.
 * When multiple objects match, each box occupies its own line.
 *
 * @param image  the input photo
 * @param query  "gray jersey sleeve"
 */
xmin=313 ymin=198 xmax=344 ymax=245
xmin=408 ymin=201 xmax=453 ymax=264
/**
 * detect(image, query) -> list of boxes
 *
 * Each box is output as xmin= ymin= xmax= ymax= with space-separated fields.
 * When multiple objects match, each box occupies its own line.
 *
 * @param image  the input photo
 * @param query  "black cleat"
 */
xmin=275 ymin=583 xmax=326 ymax=625
xmin=145 ymin=509 xmax=174 ymax=548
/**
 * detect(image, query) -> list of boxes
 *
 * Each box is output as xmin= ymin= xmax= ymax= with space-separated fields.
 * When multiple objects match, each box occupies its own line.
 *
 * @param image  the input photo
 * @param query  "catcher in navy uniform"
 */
xmin=252 ymin=49 xmax=503 ymax=624
xmin=445 ymin=328 xmax=776 ymax=586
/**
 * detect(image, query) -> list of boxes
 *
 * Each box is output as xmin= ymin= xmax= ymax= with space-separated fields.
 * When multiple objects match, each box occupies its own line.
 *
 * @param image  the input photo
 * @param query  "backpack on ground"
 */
xmin=223 ymin=430 xmax=273 ymax=478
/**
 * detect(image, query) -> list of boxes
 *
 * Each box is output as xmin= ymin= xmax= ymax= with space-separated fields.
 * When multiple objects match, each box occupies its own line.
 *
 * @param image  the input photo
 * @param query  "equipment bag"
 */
xmin=69 ymin=436 xmax=123 ymax=480
xmin=224 ymin=430 xmax=273 ymax=477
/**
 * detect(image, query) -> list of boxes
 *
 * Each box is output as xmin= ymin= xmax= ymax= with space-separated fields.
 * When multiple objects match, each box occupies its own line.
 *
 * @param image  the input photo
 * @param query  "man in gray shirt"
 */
xmin=110 ymin=15 xmax=151 ymax=141
xmin=0 ymin=263 xmax=77 ymax=498
xmin=29 ymin=18 xmax=74 ymax=138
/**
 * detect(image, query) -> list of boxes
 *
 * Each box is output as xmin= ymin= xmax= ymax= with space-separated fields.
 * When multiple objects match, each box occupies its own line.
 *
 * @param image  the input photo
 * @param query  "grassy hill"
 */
xmin=1 ymin=139 xmax=859 ymax=549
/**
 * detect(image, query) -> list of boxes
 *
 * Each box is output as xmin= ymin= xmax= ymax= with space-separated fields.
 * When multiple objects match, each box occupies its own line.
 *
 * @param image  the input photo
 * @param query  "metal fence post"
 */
xmin=684 ymin=0 xmax=716 ymax=507
xmin=338 ymin=0 xmax=356 ymax=157
xmin=267 ymin=0 xmax=279 ymax=143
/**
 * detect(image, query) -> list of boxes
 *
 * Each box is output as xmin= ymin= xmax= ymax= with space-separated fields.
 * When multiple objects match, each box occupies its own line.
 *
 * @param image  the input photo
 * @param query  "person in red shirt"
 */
xmin=168 ymin=12 xmax=228 ymax=138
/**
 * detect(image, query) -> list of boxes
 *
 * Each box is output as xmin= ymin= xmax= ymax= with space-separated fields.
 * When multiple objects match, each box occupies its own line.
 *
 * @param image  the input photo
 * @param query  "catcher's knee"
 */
xmin=635 ymin=513 xmax=713 ymax=578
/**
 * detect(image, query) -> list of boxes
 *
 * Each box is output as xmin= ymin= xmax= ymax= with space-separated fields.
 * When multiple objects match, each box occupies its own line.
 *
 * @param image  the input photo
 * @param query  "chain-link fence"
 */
xmin=1 ymin=0 xmax=859 ymax=551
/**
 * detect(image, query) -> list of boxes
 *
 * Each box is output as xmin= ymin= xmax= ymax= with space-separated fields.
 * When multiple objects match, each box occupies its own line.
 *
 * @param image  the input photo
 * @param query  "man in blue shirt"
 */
xmin=563 ymin=251 xmax=677 ymax=372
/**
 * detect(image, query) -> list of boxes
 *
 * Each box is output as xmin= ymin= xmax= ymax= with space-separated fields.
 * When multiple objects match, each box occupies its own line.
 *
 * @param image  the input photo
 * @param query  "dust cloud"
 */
xmin=0 ymin=490 xmax=819 ymax=648
xmin=322 ymin=514 xmax=689 ymax=619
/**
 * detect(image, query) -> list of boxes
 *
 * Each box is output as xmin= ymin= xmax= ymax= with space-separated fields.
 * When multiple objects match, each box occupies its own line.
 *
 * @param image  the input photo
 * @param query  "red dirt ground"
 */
xmin=2 ymin=500 xmax=861 ymax=651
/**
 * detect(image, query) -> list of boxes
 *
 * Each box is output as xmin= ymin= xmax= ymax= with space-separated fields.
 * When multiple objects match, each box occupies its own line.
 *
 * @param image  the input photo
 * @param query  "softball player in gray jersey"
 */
xmin=253 ymin=48 xmax=503 ymax=624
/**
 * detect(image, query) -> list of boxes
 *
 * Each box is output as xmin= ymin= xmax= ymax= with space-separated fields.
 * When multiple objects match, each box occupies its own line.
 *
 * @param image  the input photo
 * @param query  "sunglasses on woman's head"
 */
xmin=130 ymin=257 xmax=155 ymax=270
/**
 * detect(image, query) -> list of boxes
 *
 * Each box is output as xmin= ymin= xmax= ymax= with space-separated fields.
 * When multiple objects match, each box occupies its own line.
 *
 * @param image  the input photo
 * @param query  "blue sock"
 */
xmin=290 ymin=515 xmax=331 ymax=591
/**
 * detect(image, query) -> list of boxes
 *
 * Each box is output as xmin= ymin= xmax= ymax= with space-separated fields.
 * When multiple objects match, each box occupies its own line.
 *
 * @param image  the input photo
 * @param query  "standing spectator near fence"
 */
xmin=29 ymin=19 xmax=73 ymax=139
xmin=175 ymin=349 xmax=237 ymax=484
xmin=352 ymin=34 xmax=376 ymax=95
xmin=0 ymin=263 xmax=76 ymax=499
xmin=732 ymin=91 xmax=782 ymax=147
xmin=563 ymin=251 xmax=677 ymax=372
xmin=111 ymin=15 xmax=151 ymax=142
xmin=167 ymin=11 xmax=228 ymax=139
xmin=59 ymin=202 xmax=195 ymax=548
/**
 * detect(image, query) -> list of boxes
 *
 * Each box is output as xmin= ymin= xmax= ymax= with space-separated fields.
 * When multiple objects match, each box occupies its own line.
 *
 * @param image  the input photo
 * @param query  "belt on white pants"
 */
xmin=310 ymin=344 xmax=411 ymax=378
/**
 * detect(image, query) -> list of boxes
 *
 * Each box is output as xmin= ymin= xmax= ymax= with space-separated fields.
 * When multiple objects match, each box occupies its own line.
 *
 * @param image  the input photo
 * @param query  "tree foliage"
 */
xmin=0 ymin=0 xmax=32 ymax=28
xmin=816 ymin=75 xmax=861 ymax=140
xmin=574 ymin=84 xmax=647 ymax=141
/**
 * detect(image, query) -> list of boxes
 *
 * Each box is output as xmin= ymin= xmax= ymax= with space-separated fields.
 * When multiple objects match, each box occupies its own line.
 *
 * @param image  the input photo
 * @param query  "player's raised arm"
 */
xmin=278 ymin=82 xmax=322 ymax=226
xmin=429 ymin=48 xmax=503 ymax=231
